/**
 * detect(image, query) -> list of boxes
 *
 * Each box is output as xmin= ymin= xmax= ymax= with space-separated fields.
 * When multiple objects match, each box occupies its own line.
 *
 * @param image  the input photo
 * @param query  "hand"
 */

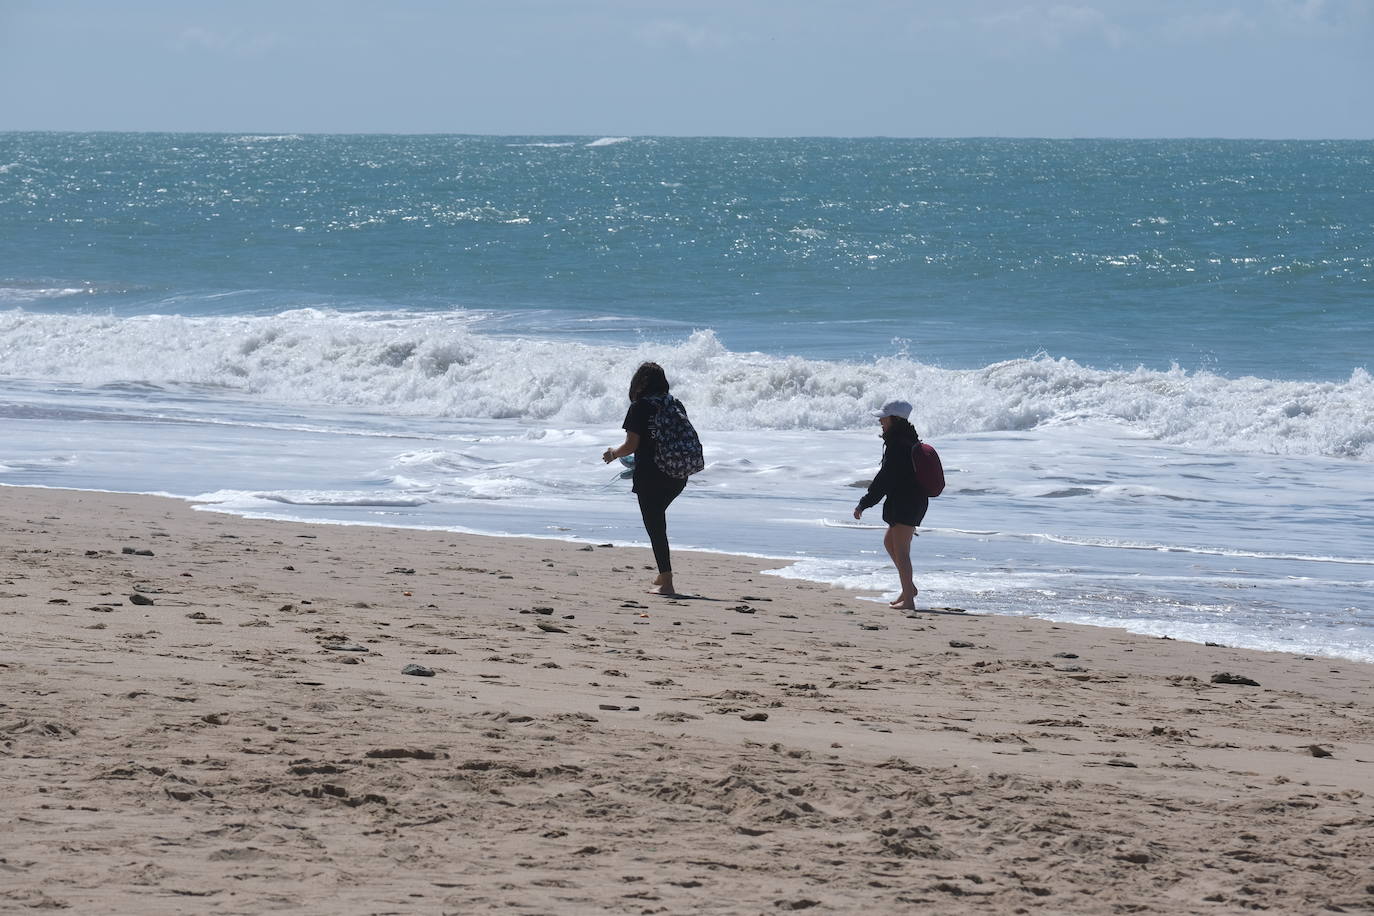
xmin=602 ymin=448 xmax=616 ymax=464
xmin=852 ymin=507 xmax=862 ymax=520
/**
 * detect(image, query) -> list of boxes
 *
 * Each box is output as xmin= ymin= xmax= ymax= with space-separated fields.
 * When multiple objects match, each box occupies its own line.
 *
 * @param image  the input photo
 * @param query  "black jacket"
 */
xmin=857 ymin=434 xmax=921 ymax=511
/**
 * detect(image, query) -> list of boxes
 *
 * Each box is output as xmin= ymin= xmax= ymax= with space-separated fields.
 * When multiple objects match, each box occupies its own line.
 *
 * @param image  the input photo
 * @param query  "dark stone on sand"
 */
xmin=1106 ymin=758 xmax=1138 ymax=767
xmin=391 ymin=567 xmax=415 ymax=574
xmin=741 ymin=712 xmax=770 ymax=722
xmin=365 ymin=747 xmax=437 ymax=760
xmin=1116 ymin=851 xmax=1152 ymax=864
xmin=128 ymin=593 xmax=154 ymax=606
xmin=948 ymin=640 xmax=974 ymax=648
xmin=401 ymin=664 xmax=435 ymax=677
xmin=1205 ymin=641 xmax=1227 ymax=647
xmin=535 ymin=622 xmax=567 ymax=633
xmin=532 ymin=606 xmax=554 ymax=615
xmin=732 ymin=605 xmax=756 ymax=614
xmin=598 ymin=704 xmax=622 ymax=711
xmin=121 ymin=547 xmax=154 ymax=556
xmin=325 ymin=642 xmax=369 ymax=653
xmin=289 ymin=763 xmax=344 ymax=775
xmin=85 ymin=550 xmax=100 ymax=557
xmin=1305 ymin=744 xmax=1334 ymax=758
xmin=1211 ymin=672 xmax=1260 ymax=686
xmin=1054 ymin=652 xmax=1079 ymax=659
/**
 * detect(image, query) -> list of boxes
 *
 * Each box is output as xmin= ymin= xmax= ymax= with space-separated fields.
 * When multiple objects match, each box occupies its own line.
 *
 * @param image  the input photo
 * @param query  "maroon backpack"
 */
xmin=911 ymin=441 xmax=945 ymax=497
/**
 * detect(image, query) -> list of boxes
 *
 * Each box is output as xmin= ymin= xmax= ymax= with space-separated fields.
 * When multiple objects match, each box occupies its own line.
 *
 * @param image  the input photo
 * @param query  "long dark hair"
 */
xmin=629 ymin=361 xmax=670 ymax=401
xmin=882 ymin=415 xmax=919 ymax=445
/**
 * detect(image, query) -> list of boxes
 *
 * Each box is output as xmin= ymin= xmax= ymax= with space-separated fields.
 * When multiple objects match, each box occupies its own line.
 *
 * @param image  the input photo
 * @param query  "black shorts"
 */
xmin=882 ymin=494 xmax=928 ymax=528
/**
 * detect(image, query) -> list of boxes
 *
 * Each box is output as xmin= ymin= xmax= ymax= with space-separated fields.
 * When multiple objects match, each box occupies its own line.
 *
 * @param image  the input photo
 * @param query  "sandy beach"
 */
xmin=1 ymin=485 xmax=1371 ymax=914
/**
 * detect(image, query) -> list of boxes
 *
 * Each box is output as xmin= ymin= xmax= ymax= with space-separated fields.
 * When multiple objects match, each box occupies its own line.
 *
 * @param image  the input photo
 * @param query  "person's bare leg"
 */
xmin=886 ymin=524 xmax=918 ymax=609
xmin=882 ymin=527 xmax=904 ymax=607
xmin=882 ymin=526 xmax=899 ymax=567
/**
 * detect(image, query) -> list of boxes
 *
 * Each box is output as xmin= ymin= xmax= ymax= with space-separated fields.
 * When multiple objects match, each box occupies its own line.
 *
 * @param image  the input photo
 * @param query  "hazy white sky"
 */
xmin=2 ymin=0 xmax=1371 ymax=137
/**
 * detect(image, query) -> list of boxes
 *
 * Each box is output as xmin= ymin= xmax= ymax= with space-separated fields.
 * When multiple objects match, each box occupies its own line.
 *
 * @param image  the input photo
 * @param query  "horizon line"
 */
xmin=2 ymin=129 xmax=1371 ymax=142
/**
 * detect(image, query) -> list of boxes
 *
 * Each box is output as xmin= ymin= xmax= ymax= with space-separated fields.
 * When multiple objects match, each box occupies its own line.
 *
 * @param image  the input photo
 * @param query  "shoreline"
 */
xmin=3 ymin=485 xmax=1372 ymax=913
xmin=12 ymin=481 xmax=1368 ymax=666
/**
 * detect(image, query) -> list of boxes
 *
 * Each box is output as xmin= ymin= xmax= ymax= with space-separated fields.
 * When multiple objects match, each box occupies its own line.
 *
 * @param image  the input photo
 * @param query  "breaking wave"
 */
xmin=2 ymin=308 xmax=1370 ymax=459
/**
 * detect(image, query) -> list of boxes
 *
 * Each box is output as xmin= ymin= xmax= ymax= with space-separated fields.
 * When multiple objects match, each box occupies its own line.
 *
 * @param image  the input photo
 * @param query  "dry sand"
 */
xmin=1 ymin=486 xmax=1371 ymax=914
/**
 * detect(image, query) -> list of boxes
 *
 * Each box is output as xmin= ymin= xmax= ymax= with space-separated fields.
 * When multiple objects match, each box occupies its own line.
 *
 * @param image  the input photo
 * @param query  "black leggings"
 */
xmin=636 ymin=477 xmax=687 ymax=573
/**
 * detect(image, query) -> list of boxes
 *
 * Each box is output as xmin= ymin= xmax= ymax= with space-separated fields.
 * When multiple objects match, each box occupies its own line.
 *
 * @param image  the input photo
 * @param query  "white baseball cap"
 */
xmin=874 ymin=399 xmax=913 ymax=420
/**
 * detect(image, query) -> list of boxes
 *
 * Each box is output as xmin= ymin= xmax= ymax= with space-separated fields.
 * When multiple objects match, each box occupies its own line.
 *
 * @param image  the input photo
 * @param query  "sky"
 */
xmin=1 ymin=0 xmax=1371 ymax=138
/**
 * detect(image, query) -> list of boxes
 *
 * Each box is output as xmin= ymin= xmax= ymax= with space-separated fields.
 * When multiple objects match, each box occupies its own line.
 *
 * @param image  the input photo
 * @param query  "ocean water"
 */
xmin=2 ymin=133 xmax=1371 ymax=662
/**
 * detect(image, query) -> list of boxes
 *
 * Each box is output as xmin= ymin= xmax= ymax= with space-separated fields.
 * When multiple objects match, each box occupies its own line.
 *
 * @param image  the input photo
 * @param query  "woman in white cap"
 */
xmin=853 ymin=400 xmax=928 ymax=610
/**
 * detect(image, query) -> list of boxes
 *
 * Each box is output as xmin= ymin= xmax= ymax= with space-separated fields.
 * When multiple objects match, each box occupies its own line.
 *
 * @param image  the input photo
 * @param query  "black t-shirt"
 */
xmin=623 ymin=397 xmax=672 ymax=488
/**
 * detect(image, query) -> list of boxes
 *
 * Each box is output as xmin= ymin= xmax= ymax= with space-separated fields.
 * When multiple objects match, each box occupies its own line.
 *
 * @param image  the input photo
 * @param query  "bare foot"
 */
xmin=888 ymin=589 xmax=917 ymax=610
xmin=649 ymin=574 xmax=676 ymax=596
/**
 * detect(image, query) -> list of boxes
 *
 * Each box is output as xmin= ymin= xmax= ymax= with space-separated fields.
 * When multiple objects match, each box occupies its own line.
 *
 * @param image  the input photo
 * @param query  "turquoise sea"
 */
xmin=2 ymin=134 xmax=1371 ymax=660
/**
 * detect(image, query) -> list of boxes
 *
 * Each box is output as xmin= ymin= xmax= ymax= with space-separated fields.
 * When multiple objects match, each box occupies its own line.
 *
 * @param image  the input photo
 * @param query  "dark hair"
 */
xmin=629 ymin=361 xmax=670 ymax=401
xmin=882 ymin=415 xmax=919 ymax=445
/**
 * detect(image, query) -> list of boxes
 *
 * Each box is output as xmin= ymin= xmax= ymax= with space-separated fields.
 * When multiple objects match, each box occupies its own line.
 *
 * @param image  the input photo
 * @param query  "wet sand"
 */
xmin=2 ymin=486 xmax=1372 ymax=913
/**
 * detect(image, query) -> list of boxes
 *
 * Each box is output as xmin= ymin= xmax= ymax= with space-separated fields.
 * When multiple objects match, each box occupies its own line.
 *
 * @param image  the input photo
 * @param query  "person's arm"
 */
xmin=853 ymin=448 xmax=892 ymax=518
xmin=603 ymin=431 xmax=640 ymax=464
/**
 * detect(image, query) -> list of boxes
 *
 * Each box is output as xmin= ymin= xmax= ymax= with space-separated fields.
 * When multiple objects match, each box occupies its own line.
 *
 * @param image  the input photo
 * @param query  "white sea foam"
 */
xmin=586 ymin=137 xmax=631 ymax=147
xmin=228 ymin=135 xmax=303 ymax=143
xmin=1 ymin=308 xmax=1370 ymax=460
xmin=254 ymin=492 xmax=429 ymax=508
xmin=0 ymin=287 xmax=90 ymax=303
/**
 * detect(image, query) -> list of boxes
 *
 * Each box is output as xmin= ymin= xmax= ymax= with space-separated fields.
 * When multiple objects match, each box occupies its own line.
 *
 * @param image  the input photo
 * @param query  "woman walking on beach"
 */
xmin=602 ymin=362 xmax=703 ymax=596
xmin=853 ymin=400 xmax=929 ymax=611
